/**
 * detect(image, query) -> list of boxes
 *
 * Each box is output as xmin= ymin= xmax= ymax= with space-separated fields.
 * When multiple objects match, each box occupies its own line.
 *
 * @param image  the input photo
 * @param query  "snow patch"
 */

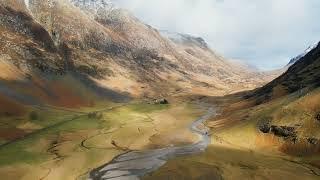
xmin=24 ymin=0 xmax=29 ymax=9
xmin=289 ymin=41 xmax=320 ymax=65
xmin=70 ymin=0 xmax=114 ymax=14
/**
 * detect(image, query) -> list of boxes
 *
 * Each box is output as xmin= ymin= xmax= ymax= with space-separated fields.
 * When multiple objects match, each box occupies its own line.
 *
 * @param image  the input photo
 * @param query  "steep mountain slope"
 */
xmin=0 ymin=2 xmax=124 ymax=109
xmin=288 ymin=41 xmax=319 ymax=66
xmin=0 ymin=0 xmax=270 ymax=103
xmin=160 ymin=30 xmax=271 ymax=93
xmin=251 ymin=42 xmax=320 ymax=103
xmin=267 ymin=41 xmax=320 ymax=80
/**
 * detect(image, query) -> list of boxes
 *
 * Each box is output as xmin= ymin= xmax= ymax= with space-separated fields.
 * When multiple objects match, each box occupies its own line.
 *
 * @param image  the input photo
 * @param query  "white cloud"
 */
xmin=113 ymin=0 xmax=320 ymax=70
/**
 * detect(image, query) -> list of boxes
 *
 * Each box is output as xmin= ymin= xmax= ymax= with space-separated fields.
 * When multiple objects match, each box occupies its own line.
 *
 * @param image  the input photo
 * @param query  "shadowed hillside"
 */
xmin=249 ymin=42 xmax=320 ymax=104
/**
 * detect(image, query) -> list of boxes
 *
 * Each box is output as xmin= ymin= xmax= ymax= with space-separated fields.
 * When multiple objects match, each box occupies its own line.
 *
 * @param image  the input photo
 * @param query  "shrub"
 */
xmin=29 ymin=111 xmax=38 ymax=120
xmin=257 ymin=117 xmax=272 ymax=133
xmin=132 ymin=48 xmax=159 ymax=61
xmin=88 ymin=112 xmax=103 ymax=119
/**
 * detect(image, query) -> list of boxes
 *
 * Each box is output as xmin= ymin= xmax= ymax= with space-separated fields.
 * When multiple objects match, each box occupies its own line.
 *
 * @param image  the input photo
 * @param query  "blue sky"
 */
xmin=113 ymin=0 xmax=320 ymax=70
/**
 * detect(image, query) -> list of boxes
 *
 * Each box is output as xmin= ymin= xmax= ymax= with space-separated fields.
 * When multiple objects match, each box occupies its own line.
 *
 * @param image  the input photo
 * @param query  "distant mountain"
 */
xmin=263 ymin=41 xmax=320 ymax=83
xmin=160 ymin=30 xmax=209 ymax=49
xmin=250 ymin=41 xmax=320 ymax=103
xmin=288 ymin=41 xmax=319 ymax=66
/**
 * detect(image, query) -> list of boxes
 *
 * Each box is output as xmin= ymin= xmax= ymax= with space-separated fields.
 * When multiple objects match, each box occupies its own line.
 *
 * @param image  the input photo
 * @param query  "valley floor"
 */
xmin=1 ymin=90 xmax=320 ymax=180
xmin=144 ymin=89 xmax=320 ymax=180
xmin=0 ymin=99 xmax=205 ymax=179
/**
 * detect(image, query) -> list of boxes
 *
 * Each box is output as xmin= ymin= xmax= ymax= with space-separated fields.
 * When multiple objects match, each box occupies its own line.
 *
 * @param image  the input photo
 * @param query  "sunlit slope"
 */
xmin=204 ymin=42 xmax=320 ymax=171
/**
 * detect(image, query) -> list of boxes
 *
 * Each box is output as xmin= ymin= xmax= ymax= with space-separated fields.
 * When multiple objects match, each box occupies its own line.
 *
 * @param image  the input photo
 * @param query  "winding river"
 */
xmin=89 ymin=106 xmax=216 ymax=180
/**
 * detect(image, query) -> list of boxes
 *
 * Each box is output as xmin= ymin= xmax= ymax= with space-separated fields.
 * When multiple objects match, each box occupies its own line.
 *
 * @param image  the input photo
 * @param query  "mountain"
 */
xmin=160 ymin=30 xmax=209 ymax=49
xmin=160 ymin=30 xmax=273 ymax=93
xmin=193 ymin=40 xmax=320 ymax=180
xmin=248 ymin=42 xmax=320 ymax=156
xmin=0 ymin=0 xmax=271 ymax=108
xmin=288 ymin=41 xmax=319 ymax=66
xmin=250 ymin=42 xmax=320 ymax=103
xmin=255 ymin=41 xmax=320 ymax=94
xmin=1 ymin=1 xmax=320 ymax=179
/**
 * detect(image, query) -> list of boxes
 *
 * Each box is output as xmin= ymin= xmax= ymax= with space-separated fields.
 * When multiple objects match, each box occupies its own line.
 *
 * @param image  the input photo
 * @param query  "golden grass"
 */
xmin=143 ymin=145 xmax=320 ymax=180
xmin=145 ymin=88 xmax=320 ymax=180
xmin=280 ymin=139 xmax=320 ymax=156
xmin=271 ymin=84 xmax=288 ymax=99
xmin=0 ymin=102 xmax=204 ymax=180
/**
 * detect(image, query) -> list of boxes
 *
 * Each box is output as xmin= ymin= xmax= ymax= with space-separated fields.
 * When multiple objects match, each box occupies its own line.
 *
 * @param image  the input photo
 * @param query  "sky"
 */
xmin=113 ymin=0 xmax=320 ymax=70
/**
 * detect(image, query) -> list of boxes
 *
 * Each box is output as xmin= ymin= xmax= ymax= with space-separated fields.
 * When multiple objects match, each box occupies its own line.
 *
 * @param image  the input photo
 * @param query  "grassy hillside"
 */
xmin=142 ymin=88 xmax=320 ymax=180
xmin=142 ymin=42 xmax=320 ymax=179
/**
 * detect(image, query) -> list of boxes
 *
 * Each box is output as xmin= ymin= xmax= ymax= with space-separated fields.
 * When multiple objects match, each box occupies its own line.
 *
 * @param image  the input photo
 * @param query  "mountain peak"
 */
xmin=160 ymin=30 xmax=209 ymax=49
xmin=288 ymin=41 xmax=320 ymax=65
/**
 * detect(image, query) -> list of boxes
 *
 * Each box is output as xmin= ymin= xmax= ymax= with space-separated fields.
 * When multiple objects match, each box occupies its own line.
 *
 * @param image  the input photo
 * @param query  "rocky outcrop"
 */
xmin=257 ymin=117 xmax=272 ymax=133
xmin=316 ymin=112 xmax=320 ymax=122
xmin=153 ymin=98 xmax=169 ymax=105
xmin=270 ymin=126 xmax=296 ymax=138
xmin=258 ymin=122 xmax=297 ymax=140
xmin=307 ymin=138 xmax=319 ymax=145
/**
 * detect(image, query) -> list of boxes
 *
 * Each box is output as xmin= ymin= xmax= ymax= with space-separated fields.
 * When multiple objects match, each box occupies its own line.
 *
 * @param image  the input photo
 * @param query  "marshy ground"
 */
xmin=0 ymin=99 xmax=205 ymax=179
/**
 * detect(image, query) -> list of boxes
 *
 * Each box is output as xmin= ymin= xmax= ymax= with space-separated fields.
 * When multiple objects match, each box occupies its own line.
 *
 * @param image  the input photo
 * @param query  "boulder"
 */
xmin=316 ymin=112 xmax=320 ymax=122
xmin=257 ymin=117 xmax=272 ymax=133
xmin=154 ymin=98 xmax=169 ymax=104
xmin=270 ymin=125 xmax=296 ymax=138
xmin=88 ymin=112 xmax=103 ymax=119
xmin=307 ymin=138 xmax=319 ymax=145
xmin=259 ymin=123 xmax=271 ymax=133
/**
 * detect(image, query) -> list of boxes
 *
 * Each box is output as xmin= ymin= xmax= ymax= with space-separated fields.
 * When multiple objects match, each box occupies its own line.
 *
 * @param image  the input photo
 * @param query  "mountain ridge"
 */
xmin=0 ymin=0 xmax=273 ymax=103
xmin=288 ymin=41 xmax=319 ymax=65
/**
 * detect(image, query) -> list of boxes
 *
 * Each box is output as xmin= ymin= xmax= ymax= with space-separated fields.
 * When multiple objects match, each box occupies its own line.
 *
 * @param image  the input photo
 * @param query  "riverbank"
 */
xmin=0 ymin=101 xmax=204 ymax=180
xmin=89 ymin=105 xmax=216 ymax=180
